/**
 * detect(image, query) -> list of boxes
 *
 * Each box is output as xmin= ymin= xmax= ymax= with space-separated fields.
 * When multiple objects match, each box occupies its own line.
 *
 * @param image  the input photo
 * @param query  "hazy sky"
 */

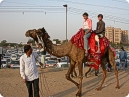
xmin=0 ymin=0 xmax=129 ymax=43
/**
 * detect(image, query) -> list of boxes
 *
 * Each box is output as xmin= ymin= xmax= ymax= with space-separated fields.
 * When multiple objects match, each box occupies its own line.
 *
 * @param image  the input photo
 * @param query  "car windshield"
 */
xmin=62 ymin=60 xmax=67 ymax=62
xmin=12 ymin=56 xmax=16 ymax=58
xmin=11 ymin=61 xmax=19 ymax=64
xmin=4 ymin=56 xmax=9 ymax=58
xmin=47 ymin=61 xmax=55 ymax=64
xmin=2 ymin=61 xmax=6 ymax=64
xmin=8 ymin=51 xmax=11 ymax=53
xmin=46 ymin=55 xmax=50 ymax=57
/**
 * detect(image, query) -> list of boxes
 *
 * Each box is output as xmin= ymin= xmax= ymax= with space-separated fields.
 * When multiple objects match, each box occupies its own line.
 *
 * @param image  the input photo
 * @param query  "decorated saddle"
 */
xmin=70 ymin=28 xmax=115 ymax=70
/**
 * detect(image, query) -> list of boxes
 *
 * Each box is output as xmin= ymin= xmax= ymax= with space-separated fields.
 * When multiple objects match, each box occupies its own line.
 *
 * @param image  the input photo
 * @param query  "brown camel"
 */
xmin=25 ymin=27 xmax=120 ymax=97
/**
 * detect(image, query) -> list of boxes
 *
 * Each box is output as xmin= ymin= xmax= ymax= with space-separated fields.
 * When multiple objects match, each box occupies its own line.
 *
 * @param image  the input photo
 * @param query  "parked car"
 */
xmin=6 ymin=58 xmax=12 ymax=68
xmin=10 ymin=60 xmax=20 ymax=68
xmin=18 ymin=51 xmax=23 ymax=56
xmin=49 ymin=56 xmax=57 ymax=62
xmin=45 ymin=54 xmax=51 ymax=60
xmin=3 ymin=56 xmax=10 ymax=60
xmin=11 ymin=54 xmax=17 ymax=60
xmin=46 ymin=60 xmax=57 ymax=67
xmin=56 ymin=60 xmax=70 ymax=68
xmin=7 ymin=50 xmax=12 ymax=55
xmin=6 ymin=58 xmax=12 ymax=63
xmin=1 ymin=60 xmax=8 ymax=68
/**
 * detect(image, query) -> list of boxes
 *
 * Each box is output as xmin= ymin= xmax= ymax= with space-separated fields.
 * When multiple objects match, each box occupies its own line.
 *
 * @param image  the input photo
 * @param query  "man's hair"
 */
xmin=121 ymin=47 xmax=125 ymax=51
xmin=83 ymin=12 xmax=88 ymax=16
xmin=98 ymin=14 xmax=103 ymax=19
xmin=24 ymin=45 xmax=31 ymax=53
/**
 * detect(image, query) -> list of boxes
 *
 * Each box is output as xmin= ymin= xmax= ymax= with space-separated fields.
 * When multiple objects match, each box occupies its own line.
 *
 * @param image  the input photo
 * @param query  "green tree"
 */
xmin=28 ymin=39 xmax=35 ymax=46
xmin=18 ymin=42 xmax=23 ymax=47
xmin=53 ymin=39 xmax=61 ymax=44
xmin=0 ymin=40 xmax=7 ymax=46
xmin=61 ymin=40 xmax=68 ymax=44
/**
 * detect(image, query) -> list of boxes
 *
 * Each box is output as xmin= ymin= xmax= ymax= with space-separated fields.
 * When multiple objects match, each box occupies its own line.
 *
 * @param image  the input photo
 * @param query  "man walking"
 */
xmin=119 ymin=47 xmax=127 ymax=70
xmin=20 ymin=45 xmax=43 ymax=97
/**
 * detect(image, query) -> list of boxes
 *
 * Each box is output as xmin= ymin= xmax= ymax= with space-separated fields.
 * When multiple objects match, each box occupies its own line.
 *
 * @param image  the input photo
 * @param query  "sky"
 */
xmin=0 ymin=0 xmax=129 ymax=43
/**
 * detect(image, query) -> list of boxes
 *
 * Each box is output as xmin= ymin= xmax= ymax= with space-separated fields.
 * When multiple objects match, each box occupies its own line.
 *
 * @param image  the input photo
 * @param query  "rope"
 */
xmin=39 ymin=73 xmax=44 ymax=97
xmin=41 ymin=72 xmax=50 ymax=96
xmin=42 ymin=72 xmax=52 ymax=96
xmin=39 ymin=71 xmax=53 ymax=97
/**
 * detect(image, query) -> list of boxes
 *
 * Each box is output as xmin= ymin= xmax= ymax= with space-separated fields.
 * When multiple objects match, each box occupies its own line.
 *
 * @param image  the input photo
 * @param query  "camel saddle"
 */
xmin=70 ymin=28 xmax=116 ymax=70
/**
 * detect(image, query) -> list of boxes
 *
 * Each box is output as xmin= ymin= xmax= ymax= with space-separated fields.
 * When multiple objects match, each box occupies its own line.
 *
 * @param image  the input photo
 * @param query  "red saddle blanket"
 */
xmin=70 ymin=28 xmax=112 ymax=70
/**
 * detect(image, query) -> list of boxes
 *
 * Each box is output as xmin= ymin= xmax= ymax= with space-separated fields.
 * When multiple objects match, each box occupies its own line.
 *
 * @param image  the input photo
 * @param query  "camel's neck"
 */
xmin=44 ymin=38 xmax=72 ymax=57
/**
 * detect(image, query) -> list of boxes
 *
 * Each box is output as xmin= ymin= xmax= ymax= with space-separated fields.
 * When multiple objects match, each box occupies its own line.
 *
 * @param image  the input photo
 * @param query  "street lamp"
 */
xmin=63 ymin=4 xmax=68 ymax=41
xmin=63 ymin=4 xmax=68 ymax=66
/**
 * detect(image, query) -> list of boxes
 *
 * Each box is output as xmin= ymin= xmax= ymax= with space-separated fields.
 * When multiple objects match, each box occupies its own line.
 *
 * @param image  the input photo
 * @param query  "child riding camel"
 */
xmin=82 ymin=12 xmax=92 ymax=55
xmin=95 ymin=14 xmax=105 ymax=53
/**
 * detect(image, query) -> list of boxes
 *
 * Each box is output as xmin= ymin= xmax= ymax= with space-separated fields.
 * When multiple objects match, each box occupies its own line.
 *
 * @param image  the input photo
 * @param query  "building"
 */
xmin=113 ymin=28 xmax=122 ymax=44
xmin=121 ymin=30 xmax=128 ymax=44
xmin=105 ymin=26 xmax=128 ymax=44
xmin=105 ymin=27 xmax=114 ymax=42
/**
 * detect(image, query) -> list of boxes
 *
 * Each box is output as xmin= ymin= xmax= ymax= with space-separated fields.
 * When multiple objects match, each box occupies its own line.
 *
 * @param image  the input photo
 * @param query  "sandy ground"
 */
xmin=0 ymin=67 xmax=129 ymax=97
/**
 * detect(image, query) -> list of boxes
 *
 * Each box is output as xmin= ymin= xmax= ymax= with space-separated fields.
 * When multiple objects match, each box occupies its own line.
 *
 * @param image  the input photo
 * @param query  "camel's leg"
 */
xmin=73 ymin=67 xmax=77 ymax=77
xmin=71 ymin=67 xmax=77 ymax=78
xmin=109 ymin=51 xmax=120 ymax=89
xmin=96 ymin=57 xmax=107 ymax=91
xmin=65 ymin=60 xmax=79 ymax=88
xmin=76 ymin=61 xmax=83 ymax=97
xmin=85 ymin=67 xmax=92 ymax=78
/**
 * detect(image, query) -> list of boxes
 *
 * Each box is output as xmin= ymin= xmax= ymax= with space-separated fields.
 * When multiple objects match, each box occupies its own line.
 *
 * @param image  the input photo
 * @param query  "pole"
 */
xmin=66 ymin=5 xmax=68 ymax=66
xmin=63 ymin=4 xmax=68 ymax=66
xmin=66 ymin=5 xmax=68 ymax=42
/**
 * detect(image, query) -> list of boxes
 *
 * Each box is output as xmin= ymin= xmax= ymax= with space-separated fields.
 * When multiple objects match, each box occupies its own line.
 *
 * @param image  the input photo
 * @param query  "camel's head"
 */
xmin=25 ymin=27 xmax=50 ymax=47
xmin=25 ymin=29 xmax=39 ymax=44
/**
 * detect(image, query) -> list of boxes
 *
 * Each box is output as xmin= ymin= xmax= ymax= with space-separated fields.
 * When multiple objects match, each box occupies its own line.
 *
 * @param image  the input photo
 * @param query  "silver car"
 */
xmin=10 ymin=60 xmax=20 ymax=68
xmin=1 ymin=60 xmax=8 ymax=68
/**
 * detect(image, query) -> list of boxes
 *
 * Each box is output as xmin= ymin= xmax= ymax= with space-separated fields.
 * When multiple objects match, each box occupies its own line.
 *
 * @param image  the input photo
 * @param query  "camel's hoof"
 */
xmin=76 ymin=93 xmax=82 ymax=97
xmin=115 ymin=86 xmax=120 ymax=89
xmin=96 ymin=87 xmax=101 ymax=91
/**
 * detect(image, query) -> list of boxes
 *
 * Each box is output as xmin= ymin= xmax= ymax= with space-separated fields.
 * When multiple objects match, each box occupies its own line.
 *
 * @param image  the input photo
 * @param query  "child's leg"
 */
xmin=84 ymin=32 xmax=91 ymax=55
xmin=95 ymin=35 xmax=101 ymax=53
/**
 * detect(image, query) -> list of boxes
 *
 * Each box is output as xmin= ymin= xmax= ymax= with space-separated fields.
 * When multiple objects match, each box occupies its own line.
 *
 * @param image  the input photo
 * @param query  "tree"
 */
xmin=18 ymin=42 xmax=23 ymax=47
xmin=53 ymin=39 xmax=61 ymax=44
xmin=28 ymin=39 xmax=35 ymax=46
xmin=61 ymin=40 xmax=68 ymax=44
xmin=0 ymin=40 xmax=7 ymax=46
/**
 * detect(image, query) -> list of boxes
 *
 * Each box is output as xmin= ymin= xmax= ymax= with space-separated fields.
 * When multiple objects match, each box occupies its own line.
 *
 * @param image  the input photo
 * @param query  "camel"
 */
xmin=25 ymin=27 xmax=120 ymax=97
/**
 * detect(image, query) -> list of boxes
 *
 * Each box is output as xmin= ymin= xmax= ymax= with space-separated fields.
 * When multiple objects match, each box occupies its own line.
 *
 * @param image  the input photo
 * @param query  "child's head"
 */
xmin=98 ymin=14 xmax=103 ymax=21
xmin=83 ymin=12 xmax=88 ymax=20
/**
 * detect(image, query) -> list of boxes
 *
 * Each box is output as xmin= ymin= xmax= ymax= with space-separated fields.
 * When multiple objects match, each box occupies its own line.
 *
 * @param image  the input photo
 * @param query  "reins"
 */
xmin=39 ymin=70 xmax=53 ymax=97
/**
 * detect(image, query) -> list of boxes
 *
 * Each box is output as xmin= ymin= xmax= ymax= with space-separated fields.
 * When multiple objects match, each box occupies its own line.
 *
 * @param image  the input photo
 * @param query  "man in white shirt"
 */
xmin=20 ymin=45 xmax=43 ymax=97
